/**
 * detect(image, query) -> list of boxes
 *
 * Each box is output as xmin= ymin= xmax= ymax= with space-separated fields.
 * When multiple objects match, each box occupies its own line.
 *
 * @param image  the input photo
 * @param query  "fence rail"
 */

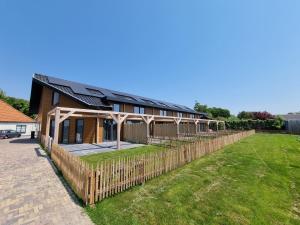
xmin=49 ymin=130 xmax=255 ymax=205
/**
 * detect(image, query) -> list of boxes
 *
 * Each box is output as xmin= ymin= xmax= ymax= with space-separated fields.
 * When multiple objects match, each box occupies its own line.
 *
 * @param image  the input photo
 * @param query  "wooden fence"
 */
xmin=51 ymin=144 xmax=91 ymax=202
xmin=50 ymin=130 xmax=255 ymax=205
xmin=154 ymin=123 xmax=178 ymax=137
xmin=123 ymin=123 xmax=147 ymax=144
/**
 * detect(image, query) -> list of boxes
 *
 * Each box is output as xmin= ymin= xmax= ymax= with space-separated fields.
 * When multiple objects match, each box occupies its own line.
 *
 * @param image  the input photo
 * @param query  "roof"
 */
xmin=30 ymin=73 xmax=206 ymax=116
xmin=281 ymin=114 xmax=300 ymax=121
xmin=0 ymin=99 xmax=34 ymax=123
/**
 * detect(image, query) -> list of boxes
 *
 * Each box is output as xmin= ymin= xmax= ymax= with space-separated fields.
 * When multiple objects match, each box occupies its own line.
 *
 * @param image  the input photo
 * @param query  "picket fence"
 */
xmin=50 ymin=130 xmax=255 ymax=205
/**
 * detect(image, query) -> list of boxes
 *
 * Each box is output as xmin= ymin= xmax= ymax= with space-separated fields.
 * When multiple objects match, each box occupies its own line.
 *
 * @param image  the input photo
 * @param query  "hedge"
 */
xmin=225 ymin=118 xmax=285 ymax=131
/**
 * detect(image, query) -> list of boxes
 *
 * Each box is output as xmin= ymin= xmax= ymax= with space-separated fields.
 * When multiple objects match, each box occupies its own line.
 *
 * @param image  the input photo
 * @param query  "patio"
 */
xmin=60 ymin=141 xmax=144 ymax=156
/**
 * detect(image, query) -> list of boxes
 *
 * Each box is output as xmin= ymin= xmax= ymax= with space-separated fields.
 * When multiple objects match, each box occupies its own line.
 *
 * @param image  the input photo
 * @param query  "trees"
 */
xmin=238 ymin=111 xmax=275 ymax=120
xmin=237 ymin=111 xmax=254 ymax=120
xmin=0 ymin=88 xmax=33 ymax=118
xmin=194 ymin=101 xmax=231 ymax=119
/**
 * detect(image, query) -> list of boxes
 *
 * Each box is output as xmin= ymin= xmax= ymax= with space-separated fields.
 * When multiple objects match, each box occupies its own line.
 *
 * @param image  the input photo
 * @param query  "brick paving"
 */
xmin=0 ymin=138 xmax=93 ymax=225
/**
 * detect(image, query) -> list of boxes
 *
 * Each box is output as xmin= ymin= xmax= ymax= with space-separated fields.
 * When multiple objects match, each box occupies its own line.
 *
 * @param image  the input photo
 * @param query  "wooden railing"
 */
xmin=49 ymin=130 xmax=255 ymax=205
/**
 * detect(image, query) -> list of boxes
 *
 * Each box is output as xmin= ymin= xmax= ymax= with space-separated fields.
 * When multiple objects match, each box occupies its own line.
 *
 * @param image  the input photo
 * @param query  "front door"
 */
xmin=103 ymin=119 xmax=117 ymax=142
xmin=75 ymin=119 xmax=84 ymax=144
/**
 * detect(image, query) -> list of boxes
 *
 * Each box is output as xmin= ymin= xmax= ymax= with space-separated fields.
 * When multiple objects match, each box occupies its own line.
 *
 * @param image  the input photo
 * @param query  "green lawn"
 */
xmin=81 ymin=144 xmax=166 ymax=167
xmin=85 ymin=134 xmax=300 ymax=225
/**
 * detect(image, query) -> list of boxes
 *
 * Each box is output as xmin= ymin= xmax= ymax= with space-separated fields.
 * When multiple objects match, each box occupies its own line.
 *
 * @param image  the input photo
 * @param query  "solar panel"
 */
xmin=37 ymin=74 xmax=200 ymax=114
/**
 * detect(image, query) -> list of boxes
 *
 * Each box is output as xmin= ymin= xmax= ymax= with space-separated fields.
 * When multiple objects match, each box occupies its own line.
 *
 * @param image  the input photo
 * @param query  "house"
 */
xmin=29 ymin=74 xmax=221 ymax=148
xmin=281 ymin=113 xmax=300 ymax=134
xmin=0 ymin=99 xmax=37 ymax=136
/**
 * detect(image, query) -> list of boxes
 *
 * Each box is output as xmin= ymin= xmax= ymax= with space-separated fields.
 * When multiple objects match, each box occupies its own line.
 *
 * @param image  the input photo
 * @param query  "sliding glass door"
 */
xmin=75 ymin=119 xmax=84 ymax=144
xmin=103 ymin=119 xmax=117 ymax=142
xmin=61 ymin=120 xmax=70 ymax=144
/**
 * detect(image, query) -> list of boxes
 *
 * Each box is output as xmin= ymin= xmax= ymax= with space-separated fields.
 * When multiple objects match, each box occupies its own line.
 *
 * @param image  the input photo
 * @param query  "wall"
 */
xmin=0 ymin=122 xmax=38 ymax=136
xmin=286 ymin=120 xmax=300 ymax=134
xmin=38 ymin=87 xmax=98 ymax=144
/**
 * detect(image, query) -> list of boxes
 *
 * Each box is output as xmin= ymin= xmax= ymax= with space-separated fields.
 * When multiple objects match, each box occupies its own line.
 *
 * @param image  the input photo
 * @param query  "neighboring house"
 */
xmin=0 ymin=99 xmax=37 ymax=136
xmin=281 ymin=114 xmax=300 ymax=134
xmin=29 ymin=74 xmax=207 ymax=144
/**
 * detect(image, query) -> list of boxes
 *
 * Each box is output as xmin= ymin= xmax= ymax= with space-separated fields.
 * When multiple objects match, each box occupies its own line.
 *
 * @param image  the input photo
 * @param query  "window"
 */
xmin=52 ymin=91 xmax=60 ymax=106
xmin=160 ymin=110 xmax=167 ymax=116
xmin=16 ymin=125 xmax=26 ymax=133
xmin=113 ymin=104 xmax=120 ymax=112
xmin=134 ymin=106 xmax=145 ymax=114
xmin=190 ymin=114 xmax=195 ymax=119
xmin=177 ymin=112 xmax=183 ymax=118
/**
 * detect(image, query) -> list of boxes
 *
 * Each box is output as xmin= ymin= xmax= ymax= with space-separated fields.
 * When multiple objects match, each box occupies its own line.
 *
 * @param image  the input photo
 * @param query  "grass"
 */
xmin=85 ymin=134 xmax=300 ymax=225
xmin=81 ymin=144 xmax=166 ymax=167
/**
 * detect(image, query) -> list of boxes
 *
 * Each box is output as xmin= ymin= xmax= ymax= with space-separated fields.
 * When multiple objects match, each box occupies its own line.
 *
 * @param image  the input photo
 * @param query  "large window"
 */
xmin=52 ymin=91 xmax=60 ymax=106
xmin=134 ymin=106 xmax=145 ymax=114
xmin=16 ymin=125 xmax=26 ymax=133
xmin=113 ymin=104 xmax=120 ymax=112
xmin=160 ymin=110 xmax=167 ymax=116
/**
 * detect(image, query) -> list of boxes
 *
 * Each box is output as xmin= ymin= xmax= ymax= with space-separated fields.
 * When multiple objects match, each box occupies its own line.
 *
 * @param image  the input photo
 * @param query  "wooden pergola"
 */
xmin=45 ymin=107 xmax=225 ymax=150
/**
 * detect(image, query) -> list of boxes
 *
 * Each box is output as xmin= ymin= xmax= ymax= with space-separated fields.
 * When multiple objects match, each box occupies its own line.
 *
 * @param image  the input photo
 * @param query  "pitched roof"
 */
xmin=30 ymin=73 xmax=205 ymax=116
xmin=281 ymin=114 xmax=300 ymax=121
xmin=0 ymin=99 xmax=34 ymax=123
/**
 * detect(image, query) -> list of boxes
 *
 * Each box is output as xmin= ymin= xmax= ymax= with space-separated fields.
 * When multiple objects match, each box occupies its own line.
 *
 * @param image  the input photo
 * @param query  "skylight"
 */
xmin=86 ymin=88 xmax=104 ymax=96
xmin=113 ymin=93 xmax=136 ymax=101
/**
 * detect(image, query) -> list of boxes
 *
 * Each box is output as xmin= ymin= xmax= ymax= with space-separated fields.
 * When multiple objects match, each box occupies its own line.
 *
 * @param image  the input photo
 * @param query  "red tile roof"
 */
xmin=0 ymin=99 xmax=34 ymax=123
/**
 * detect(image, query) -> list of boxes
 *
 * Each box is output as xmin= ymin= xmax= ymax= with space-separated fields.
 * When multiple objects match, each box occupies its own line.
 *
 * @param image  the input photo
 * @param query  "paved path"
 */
xmin=0 ymin=138 xmax=93 ymax=225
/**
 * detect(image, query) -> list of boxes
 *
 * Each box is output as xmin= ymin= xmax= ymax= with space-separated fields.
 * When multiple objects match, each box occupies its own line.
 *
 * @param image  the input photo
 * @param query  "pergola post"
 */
xmin=53 ymin=108 xmax=60 ymax=144
xmin=45 ymin=114 xmax=51 ymax=147
xmin=206 ymin=121 xmax=210 ymax=132
xmin=142 ymin=116 xmax=154 ymax=144
xmin=96 ymin=117 xmax=100 ymax=144
xmin=111 ymin=113 xmax=128 ymax=150
xmin=117 ymin=115 xmax=121 ymax=150
xmin=194 ymin=120 xmax=199 ymax=134
xmin=174 ymin=118 xmax=182 ymax=137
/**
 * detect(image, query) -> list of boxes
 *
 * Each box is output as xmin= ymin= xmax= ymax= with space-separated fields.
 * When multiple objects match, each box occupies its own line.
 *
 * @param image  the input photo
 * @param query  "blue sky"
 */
xmin=0 ymin=0 xmax=299 ymax=115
